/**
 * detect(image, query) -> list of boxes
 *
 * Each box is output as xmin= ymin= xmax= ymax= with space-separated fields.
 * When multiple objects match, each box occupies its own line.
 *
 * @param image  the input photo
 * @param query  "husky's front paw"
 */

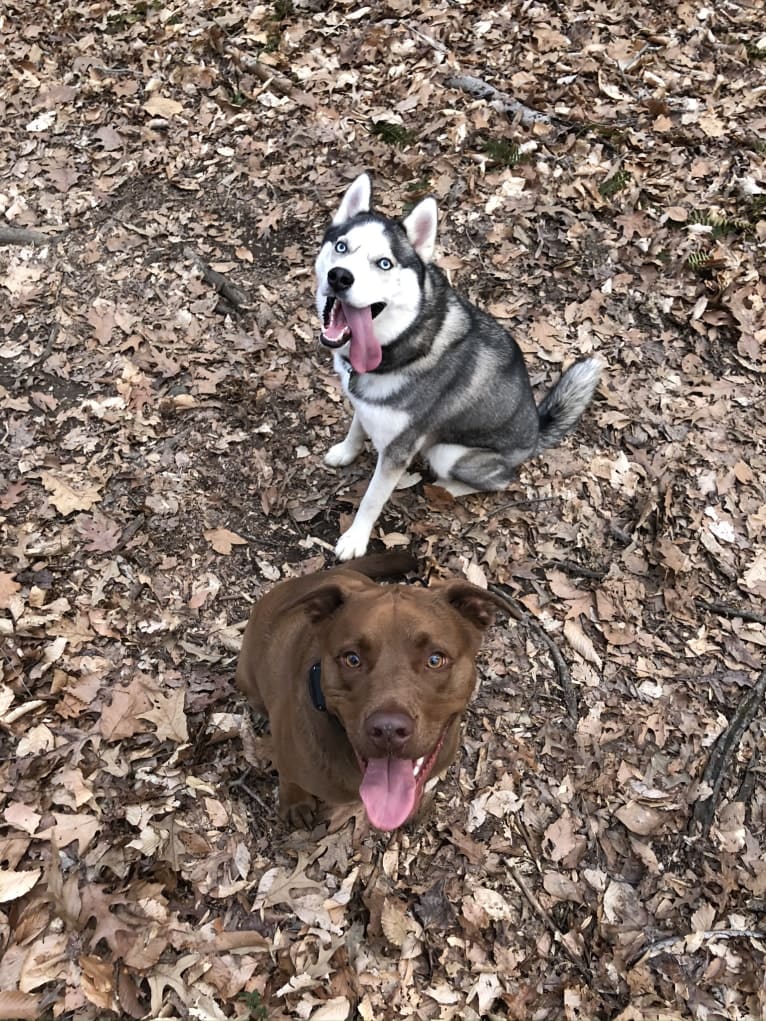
xmin=325 ymin=441 xmax=363 ymax=468
xmin=335 ymin=526 xmax=371 ymax=561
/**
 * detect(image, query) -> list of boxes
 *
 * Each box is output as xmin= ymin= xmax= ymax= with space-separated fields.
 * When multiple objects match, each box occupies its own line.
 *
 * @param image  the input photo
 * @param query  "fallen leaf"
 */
xmin=143 ymin=95 xmax=184 ymax=117
xmin=39 ymin=471 xmax=102 ymax=515
xmin=138 ymin=688 xmax=189 ymax=743
xmin=204 ymin=527 xmax=248 ymax=555
xmin=614 ymin=801 xmax=664 ymax=836
xmin=0 ymin=867 xmax=42 ymax=902
xmin=311 ymin=997 xmax=351 ymax=1020
xmin=0 ymin=992 xmax=41 ymax=1021
xmin=75 ymin=510 xmax=122 ymax=552
xmin=563 ymin=619 xmax=603 ymax=668
xmin=0 ymin=571 xmax=21 ymax=609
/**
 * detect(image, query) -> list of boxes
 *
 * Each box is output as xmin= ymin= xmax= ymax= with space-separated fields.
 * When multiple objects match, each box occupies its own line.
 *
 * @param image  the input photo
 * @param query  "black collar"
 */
xmin=308 ymin=661 xmax=326 ymax=712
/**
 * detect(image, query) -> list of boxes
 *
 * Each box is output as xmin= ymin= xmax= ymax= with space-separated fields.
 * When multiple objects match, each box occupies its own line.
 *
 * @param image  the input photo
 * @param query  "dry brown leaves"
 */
xmin=1 ymin=0 xmax=765 ymax=1018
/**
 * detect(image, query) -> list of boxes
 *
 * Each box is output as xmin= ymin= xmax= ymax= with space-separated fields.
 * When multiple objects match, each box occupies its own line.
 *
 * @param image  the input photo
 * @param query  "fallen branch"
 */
xmin=507 ymin=863 xmax=592 ymax=980
xmin=226 ymin=48 xmax=317 ymax=110
xmin=23 ymin=277 xmax=64 ymax=374
xmin=113 ymin=513 xmax=147 ymax=554
xmin=0 ymin=226 xmax=55 ymax=246
xmin=445 ymin=74 xmax=552 ymax=127
xmin=630 ymin=927 xmax=766 ymax=968
xmin=408 ymin=24 xmax=449 ymax=55
xmin=183 ymin=246 xmax=249 ymax=311
xmin=691 ymin=665 xmax=766 ymax=835
xmin=544 ymin=558 xmax=606 ymax=581
xmin=488 ymin=584 xmax=579 ymax=724
xmin=695 ymin=598 xmax=766 ymax=626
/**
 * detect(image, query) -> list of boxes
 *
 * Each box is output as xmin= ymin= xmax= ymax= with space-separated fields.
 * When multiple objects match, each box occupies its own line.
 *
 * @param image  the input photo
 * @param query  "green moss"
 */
xmin=480 ymin=137 xmax=522 ymax=167
xmin=370 ymin=120 xmax=413 ymax=147
xmin=599 ymin=169 xmax=631 ymax=198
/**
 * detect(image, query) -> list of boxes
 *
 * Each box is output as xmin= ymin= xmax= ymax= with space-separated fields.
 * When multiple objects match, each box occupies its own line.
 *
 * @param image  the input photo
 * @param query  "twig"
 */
xmin=737 ymin=745 xmax=760 ymax=804
xmin=22 ymin=277 xmax=65 ymax=375
xmin=445 ymin=74 xmax=553 ymax=127
xmin=113 ymin=514 xmax=147 ymax=554
xmin=0 ymin=226 xmax=55 ymax=245
xmin=618 ymin=43 xmax=660 ymax=74
xmin=484 ymin=495 xmax=555 ymax=519
xmin=408 ymin=24 xmax=449 ymax=55
xmin=231 ymin=777 xmax=272 ymax=815
xmin=691 ymin=665 xmax=766 ymax=835
xmin=695 ymin=598 xmax=766 ymax=626
xmin=507 ymin=862 xmax=592 ymax=980
xmin=226 ymin=48 xmax=317 ymax=110
xmin=543 ymin=559 xmax=607 ymax=581
xmin=183 ymin=246 xmax=249 ymax=310
xmin=488 ymin=584 xmax=579 ymax=724
xmin=630 ymin=927 xmax=766 ymax=968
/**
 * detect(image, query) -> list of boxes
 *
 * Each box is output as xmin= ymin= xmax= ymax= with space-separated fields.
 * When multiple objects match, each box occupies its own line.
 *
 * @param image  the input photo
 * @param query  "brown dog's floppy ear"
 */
xmin=284 ymin=582 xmax=348 ymax=623
xmin=439 ymin=581 xmax=501 ymax=631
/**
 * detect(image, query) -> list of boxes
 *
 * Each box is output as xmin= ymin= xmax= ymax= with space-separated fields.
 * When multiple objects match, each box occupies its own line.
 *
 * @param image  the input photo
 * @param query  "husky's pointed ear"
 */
xmin=332 ymin=173 xmax=372 ymax=225
xmin=403 ymin=196 xmax=438 ymax=262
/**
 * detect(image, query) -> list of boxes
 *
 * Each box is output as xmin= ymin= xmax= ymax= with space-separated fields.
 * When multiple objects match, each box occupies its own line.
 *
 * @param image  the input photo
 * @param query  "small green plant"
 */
xmin=370 ymin=120 xmax=413 ymax=148
xmin=480 ymin=137 xmax=522 ymax=167
xmin=405 ymin=175 xmax=432 ymax=195
xmin=687 ymin=250 xmax=713 ymax=274
xmin=263 ymin=0 xmax=294 ymax=51
xmin=106 ymin=0 xmax=161 ymax=28
xmin=225 ymin=82 xmax=249 ymax=107
xmin=689 ymin=208 xmax=748 ymax=238
xmin=239 ymin=989 xmax=269 ymax=1021
xmin=598 ymin=169 xmax=631 ymax=198
xmin=272 ymin=0 xmax=294 ymax=20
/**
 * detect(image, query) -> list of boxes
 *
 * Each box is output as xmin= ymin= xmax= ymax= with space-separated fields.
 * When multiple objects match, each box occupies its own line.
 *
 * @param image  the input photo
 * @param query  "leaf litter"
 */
xmin=1 ymin=0 xmax=765 ymax=1018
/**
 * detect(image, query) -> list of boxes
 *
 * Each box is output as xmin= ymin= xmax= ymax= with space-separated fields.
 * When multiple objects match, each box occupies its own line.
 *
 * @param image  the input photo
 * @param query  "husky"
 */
xmin=315 ymin=173 xmax=601 ymax=561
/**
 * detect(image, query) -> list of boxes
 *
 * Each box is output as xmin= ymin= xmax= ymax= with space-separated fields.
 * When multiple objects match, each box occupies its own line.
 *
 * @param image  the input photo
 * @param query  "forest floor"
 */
xmin=1 ymin=0 xmax=765 ymax=1018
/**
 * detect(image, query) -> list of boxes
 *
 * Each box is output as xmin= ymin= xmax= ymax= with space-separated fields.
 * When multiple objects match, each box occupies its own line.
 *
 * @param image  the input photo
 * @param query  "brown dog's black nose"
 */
xmin=365 ymin=711 xmax=413 ymax=754
xmin=328 ymin=266 xmax=354 ymax=292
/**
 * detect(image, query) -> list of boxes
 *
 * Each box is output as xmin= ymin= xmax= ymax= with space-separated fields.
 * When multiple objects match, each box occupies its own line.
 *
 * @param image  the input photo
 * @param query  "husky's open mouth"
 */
xmin=353 ymin=726 xmax=447 ymax=831
xmin=321 ymin=298 xmax=386 ymax=374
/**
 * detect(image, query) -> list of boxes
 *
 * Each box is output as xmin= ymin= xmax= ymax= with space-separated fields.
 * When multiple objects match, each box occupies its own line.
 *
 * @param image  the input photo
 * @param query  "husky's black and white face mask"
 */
xmin=315 ymin=173 xmax=438 ymax=373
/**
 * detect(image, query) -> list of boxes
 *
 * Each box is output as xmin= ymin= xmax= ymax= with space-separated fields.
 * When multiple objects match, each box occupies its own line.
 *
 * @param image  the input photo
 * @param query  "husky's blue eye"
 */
xmin=335 ymin=240 xmax=348 ymax=254
xmin=377 ymin=257 xmax=393 ymax=271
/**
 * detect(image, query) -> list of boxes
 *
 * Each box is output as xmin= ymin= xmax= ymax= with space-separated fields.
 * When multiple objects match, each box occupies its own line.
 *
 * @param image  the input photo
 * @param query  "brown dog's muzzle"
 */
xmin=353 ymin=717 xmax=452 ymax=832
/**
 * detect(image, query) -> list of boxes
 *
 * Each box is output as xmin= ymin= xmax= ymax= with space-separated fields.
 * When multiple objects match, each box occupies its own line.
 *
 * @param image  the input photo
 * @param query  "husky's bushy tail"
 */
xmin=537 ymin=358 xmax=602 ymax=451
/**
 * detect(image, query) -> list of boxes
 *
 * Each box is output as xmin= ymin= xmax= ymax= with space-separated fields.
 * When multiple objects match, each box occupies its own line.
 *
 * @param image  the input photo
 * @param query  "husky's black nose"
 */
xmin=328 ymin=266 xmax=354 ymax=292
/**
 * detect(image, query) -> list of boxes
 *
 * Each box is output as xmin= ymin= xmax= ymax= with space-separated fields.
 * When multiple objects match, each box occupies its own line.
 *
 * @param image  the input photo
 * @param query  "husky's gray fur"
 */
xmin=315 ymin=173 xmax=601 ymax=560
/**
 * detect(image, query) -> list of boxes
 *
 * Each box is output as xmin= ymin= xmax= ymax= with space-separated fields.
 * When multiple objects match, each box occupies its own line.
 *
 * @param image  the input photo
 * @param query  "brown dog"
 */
xmin=236 ymin=554 xmax=505 ymax=831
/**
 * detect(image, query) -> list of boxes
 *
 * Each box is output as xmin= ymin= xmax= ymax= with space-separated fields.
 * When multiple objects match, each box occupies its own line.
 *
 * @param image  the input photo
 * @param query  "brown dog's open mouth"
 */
xmin=355 ymin=728 xmax=447 ymax=832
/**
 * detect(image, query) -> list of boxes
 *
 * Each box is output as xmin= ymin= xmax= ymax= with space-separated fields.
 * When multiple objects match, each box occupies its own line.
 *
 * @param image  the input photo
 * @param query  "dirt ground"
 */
xmin=1 ymin=0 xmax=765 ymax=1018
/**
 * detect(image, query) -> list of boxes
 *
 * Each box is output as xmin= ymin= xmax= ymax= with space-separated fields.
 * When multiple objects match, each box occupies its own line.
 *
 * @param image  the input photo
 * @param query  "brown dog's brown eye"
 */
xmin=342 ymin=651 xmax=361 ymax=668
xmin=426 ymin=652 xmax=448 ymax=669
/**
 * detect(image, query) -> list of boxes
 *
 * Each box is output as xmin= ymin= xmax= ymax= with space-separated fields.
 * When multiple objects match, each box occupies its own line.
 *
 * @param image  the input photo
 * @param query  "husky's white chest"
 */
xmin=355 ymin=399 xmax=412 ymax=451
xmin=333 ymin=354 xmax=412 ymax=451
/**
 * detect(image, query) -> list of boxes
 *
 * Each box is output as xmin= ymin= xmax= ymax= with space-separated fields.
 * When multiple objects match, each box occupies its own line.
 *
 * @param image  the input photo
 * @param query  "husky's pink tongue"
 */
xmin=359 ymin=757 xmax=417 ymax=831
xmin=341 ymin=302 xmax=382 ymax=374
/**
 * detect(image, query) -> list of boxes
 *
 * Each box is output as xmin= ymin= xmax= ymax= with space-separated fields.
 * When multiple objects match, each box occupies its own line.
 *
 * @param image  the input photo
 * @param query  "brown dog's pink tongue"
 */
xmin=359 ymin=757 xmax=416 ymax=831
xmin=341 ymin=302 xmax=382 ymax=374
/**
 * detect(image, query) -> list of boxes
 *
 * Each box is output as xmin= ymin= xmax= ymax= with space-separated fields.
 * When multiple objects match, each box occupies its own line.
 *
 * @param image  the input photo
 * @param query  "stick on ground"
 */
xmin=691 ymin=665 xmax=766 ymax=835
xmin=488 ymin=583 xmax=579 ymax=723
xmin=446 ymin=74 xmax=552 ymax=127
xmin=183 ymin=247 xmax=249 ymax=311
xmin=0 ymin=226 xmax=55 ymax=245
xmin=696 ymin=598 xmax=766 ymax=626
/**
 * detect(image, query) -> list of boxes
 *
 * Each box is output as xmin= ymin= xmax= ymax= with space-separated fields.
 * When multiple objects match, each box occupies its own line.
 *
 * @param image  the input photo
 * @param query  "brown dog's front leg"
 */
xmin=279 ymin=780 xmax=318 ymax=830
